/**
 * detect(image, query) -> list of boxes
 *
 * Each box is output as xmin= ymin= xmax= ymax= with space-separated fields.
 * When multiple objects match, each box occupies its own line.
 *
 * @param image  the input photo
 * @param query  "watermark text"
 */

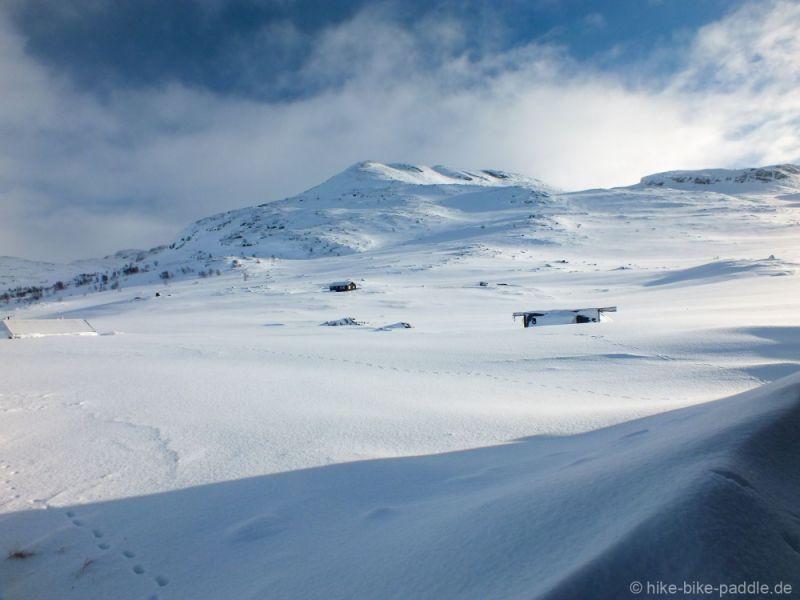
xmin=629 ymin=580 xmax=793 ymax=597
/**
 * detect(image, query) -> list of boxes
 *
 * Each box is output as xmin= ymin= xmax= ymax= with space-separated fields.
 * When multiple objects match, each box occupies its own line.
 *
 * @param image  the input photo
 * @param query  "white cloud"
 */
xmin=583 ymin=13 xmax=606 ymax=30
xmin=0 ymin=0 xmax=798 ymax=261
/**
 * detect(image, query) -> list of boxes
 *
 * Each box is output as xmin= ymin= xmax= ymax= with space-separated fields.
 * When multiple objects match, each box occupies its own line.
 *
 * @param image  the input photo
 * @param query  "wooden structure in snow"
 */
xmin=513 ymin=307 xmax=617 ymax=328
xmin=329 ymin=280 xmax=357 ymax=292
xmin=1 ymin=318 xmax=97 ymax=339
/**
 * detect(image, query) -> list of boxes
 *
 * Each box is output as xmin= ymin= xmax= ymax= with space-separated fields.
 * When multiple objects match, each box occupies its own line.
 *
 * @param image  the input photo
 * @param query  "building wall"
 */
xmin=524 ymin=310 xmax=600 ymax=327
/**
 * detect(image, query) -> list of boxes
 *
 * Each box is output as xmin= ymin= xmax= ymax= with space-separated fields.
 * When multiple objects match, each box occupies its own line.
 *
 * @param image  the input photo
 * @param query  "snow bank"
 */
xmin=2 ymin=374 xmax=798 ymax=599
xmin=646 ymin=257 xmax=794 ymax=287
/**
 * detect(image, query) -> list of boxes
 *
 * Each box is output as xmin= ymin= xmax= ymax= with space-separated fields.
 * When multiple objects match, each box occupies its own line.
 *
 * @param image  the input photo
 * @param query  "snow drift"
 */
xmin=2 ymin=373 xmax=798 ymax=600
xmin=645 ymin=257 xmax=794 ymax=287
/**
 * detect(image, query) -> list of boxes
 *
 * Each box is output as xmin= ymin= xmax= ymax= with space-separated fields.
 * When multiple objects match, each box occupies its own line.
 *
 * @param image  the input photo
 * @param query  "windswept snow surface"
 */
xmin=1 ymin=161 xmax=800 ymax=599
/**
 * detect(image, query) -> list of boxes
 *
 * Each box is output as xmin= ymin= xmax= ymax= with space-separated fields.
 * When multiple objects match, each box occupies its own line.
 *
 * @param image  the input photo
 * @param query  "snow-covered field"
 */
xmin=1 ymin=162 xmax=799 ymax=599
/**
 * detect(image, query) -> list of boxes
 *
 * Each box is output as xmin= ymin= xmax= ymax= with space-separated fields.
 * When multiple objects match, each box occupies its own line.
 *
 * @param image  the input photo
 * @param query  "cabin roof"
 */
xmin=513 ymin=306 xmax=617 ymax=317
xmin=2 ymin=318 xmax=97 ymax=338
xmin=330 ymin=280 xmax=355 ymax=287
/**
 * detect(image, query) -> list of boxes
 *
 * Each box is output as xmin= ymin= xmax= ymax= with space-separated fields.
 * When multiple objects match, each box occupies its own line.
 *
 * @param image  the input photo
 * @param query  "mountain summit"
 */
xmin=168 ymin=161 xmax=557 ymax=260
xmin=309 ymin=161 xmax=559 ymax=193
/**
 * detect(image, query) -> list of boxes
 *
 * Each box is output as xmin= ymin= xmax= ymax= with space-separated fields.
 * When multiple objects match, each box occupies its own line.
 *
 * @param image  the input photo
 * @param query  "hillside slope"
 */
xmin=3 ymin=161 xmax=799 ymax=304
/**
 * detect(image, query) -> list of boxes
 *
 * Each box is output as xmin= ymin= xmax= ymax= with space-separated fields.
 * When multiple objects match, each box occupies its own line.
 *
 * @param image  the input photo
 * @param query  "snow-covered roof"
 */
xmin=513 ymin=307 xmax=617 ymax=317
xmin=2 ymin=319 xmax=97 ymax=339
xmin=329 ymin=280 xmax=355 ymax=287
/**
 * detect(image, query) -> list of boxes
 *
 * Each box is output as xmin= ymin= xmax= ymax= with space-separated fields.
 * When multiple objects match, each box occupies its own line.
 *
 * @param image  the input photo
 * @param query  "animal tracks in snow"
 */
xmin=62 ymin=509 xmax=170 ymax=594
xmin=0 ymin=462 xmax=21 ymax=505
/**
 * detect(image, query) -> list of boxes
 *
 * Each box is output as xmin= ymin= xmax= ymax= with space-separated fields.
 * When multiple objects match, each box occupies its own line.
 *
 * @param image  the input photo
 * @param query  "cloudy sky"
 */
xmin=1 ymin=0 xmax=799 ymax=261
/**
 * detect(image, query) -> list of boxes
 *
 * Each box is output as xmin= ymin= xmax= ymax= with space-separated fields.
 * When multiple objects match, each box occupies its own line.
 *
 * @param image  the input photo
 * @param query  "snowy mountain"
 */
xmin=168 ymin=160 xmax=557 ymax=259
xmin=1 ymin=160 xmax=566 ymax=300
xmin=4 ymin=160 xmax=798 ymax=304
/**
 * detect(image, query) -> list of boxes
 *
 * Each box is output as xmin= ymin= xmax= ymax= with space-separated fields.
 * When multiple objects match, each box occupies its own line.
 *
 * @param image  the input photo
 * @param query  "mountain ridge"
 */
xmin=2 ymin=160 xmax=799 ymax=303
xmin=637 ymin=163 xmax=800 ymax=190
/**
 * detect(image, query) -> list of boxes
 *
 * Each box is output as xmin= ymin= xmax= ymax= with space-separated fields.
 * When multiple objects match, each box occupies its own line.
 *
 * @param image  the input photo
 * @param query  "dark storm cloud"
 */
xmin=7 ymin=0 xmax=743 ymax=100
xmin=8 ymin=0 xmax=368 ymax=99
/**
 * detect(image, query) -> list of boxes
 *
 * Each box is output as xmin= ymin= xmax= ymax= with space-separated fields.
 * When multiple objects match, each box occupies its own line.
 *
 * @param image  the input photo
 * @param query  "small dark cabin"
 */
xmin=329 ymin=280 xmax=357 ymax=292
